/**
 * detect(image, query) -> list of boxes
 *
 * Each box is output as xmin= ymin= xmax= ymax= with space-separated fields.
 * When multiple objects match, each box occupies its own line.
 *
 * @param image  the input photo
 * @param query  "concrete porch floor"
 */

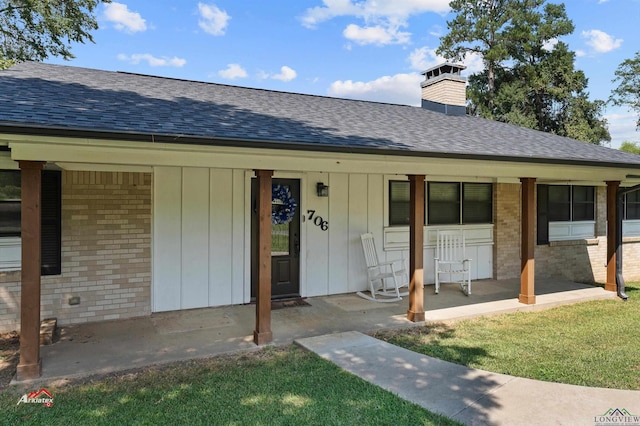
xmin=26 ymin=278 xmax=617 ymax=384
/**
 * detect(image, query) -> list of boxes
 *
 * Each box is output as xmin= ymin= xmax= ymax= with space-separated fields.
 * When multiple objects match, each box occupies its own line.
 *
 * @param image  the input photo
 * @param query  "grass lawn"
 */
xmin=374 ymin=283 xmax=640 ymax=390
xmin=0 ymin=345 xmax=459 ymax=426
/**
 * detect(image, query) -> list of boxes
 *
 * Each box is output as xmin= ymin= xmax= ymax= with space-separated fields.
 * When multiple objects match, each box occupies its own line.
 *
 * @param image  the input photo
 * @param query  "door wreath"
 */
xmin=271 ymin=184 xmax=297 ymax=225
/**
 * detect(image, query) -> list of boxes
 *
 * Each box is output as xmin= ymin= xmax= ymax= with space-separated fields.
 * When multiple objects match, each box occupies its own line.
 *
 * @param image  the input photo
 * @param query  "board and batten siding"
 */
xmin=152 ymin=167 xmax=494 ymax=312
xmin=153 ymin=167 xmax=245 ymax=312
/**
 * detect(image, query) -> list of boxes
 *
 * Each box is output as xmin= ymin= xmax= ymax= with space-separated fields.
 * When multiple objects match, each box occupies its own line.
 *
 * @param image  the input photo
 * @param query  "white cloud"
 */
xmin=301 ymin=0 xmax=450 ymax=28
xmin=117 ymin=53 xmax=186 ymax=67
xmin=542 ymin=38 xmax=558 ymax=52
xmin=104 ymin=2 xmax=147 ymax=33
xmin=408 ymin=47 xmax=446 ymax=71
xmin=582 ymin=29 xmax=623 ymax=53
xmin=429 ymin=25 xmax=444 ymax=38
xmin=605 ymin=109 xmax=639 ymax=149
xmin=343 ymin=24 xmax=410 ymax=45
xmin=328 ymin=73 xmax=423 ymax=106
xmin=462 ymin=52 xmax=484 ymax=74
xmin=576 ymin=49 xmax=586 ymax=57
xmin=301 ymin=0 xmax=450 ymax=46
xmin=272 ymin=66 xmax=297 ymax=82
xmin=218 ymin=63 xmax=247 ymax=80
xmin=198 ymin=3 xmax=230 ymax=36
xmin=330 ymin=47 xmax=482 ymax=106
xmin=408 ymin=47 xmax=483 ymax=74
xmin=259 ymin=66 xmax=298 ymax=82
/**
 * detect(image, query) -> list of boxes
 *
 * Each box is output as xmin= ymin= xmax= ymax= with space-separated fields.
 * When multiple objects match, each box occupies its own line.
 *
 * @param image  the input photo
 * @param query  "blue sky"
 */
xmin=46 ymin=0 xmax=640 ymax=148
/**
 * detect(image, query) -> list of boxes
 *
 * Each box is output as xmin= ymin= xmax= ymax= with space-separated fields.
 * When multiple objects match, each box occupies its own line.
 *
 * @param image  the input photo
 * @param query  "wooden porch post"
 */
xmin=519 ymin=178 xmax=536 ymax=305
xmin=407 ymin=175 xmax=425 ymax=322
xmin=16 ymin=160 xmax=45 ymax=380
xmin=253 ymin=169 xmax=273 ymax=345
xmin=605 ymin=181 xmax=620 ymax=292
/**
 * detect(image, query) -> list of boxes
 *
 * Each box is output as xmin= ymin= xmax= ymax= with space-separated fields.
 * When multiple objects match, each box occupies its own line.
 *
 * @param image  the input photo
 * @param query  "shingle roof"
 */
xmin=1 ymin=61 xmax=640 ymax=168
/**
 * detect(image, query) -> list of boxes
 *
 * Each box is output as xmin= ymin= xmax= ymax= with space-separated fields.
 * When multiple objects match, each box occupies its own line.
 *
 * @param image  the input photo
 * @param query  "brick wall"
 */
xmin=494 ymin=183 xmax=521 ymax=279
xmin=535 ymin=186 xmax=605 ymax=283
xmin=0 ymin=171 xmax=151 ymax=333
xmin=493 ymin=184 xmax=640 ymax=284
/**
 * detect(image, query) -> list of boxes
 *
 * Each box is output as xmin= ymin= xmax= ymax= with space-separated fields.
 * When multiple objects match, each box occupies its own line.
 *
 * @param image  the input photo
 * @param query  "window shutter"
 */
xmin=537 ymin=184 xmax=549 ymax=245
xmin=41 ymin=170 xmax=61 ymax=275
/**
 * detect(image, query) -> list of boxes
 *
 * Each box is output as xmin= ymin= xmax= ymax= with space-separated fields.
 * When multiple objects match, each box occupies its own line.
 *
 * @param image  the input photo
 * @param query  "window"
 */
xmin=388 ymin=180 xmax=493 ymax=226
xmin=572 ymin=186 xmax=595 ymax=221
xmin=624 ymin=190 xmax=640 ymax=220
xmin=548 ymin=185 xmax=570 ymax=221
xmin=537 ymin=185 xmax=595 ymax=244
xmin=428 ymin=182 xmax=492 ymax=225
xmin=546 ymin=185 xmax=594 ymax=222
xmin=463 ymin=183 xmax=493 ymax=224
xmin=0 ymin=170 xmax=62 ymax=275
xmin=389 ymin=180 xmax=411 ymax=226
xmin=428 ymin=182 xmax=460 ymax=225
xmin=0 ymin=171 xmax=21 ymax=236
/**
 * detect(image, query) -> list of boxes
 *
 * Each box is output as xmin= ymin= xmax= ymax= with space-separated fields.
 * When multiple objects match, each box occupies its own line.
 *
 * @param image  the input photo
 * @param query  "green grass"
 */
xmin=0 ymin=346 xmax=459 ymax=426
xmin=374 ymin=283 xmax=640 ymax=390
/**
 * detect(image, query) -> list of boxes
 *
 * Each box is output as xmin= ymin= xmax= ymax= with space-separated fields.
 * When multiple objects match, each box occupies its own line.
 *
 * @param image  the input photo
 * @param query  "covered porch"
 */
xmin=19 ymin=278 xmax=615 ymax=384
xmin=10 ymin=161 xmax=629 ymax=381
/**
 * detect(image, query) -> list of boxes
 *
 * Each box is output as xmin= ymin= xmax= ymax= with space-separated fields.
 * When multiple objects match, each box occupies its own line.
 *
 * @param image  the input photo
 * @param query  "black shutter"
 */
xmin=41 ymin=170 xmax=61 ymax=275
xmin=537 ymin=184 xmax=549 ymax=245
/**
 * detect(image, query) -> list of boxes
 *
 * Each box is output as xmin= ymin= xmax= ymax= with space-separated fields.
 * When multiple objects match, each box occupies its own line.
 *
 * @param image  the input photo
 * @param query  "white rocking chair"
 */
xmin=435 ymin=230 xmax=472 ymax=295
xmin=357 ymin=233 xmax=409 ymax=302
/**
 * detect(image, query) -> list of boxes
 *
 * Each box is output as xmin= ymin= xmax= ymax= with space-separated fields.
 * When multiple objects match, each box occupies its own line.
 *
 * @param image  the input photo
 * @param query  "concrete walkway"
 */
xmin=296 ymin=331 xmax=640 ymax=426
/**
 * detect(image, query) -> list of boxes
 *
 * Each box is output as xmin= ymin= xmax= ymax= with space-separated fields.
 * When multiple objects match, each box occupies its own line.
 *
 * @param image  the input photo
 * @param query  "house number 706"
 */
xmin=306 ymin=210 xmax=329 ymax=231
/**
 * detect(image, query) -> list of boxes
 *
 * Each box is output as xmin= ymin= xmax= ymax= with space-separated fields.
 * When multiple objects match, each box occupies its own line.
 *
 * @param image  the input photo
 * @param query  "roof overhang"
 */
xmin=1 ymin=126 xmax=639 ymax=185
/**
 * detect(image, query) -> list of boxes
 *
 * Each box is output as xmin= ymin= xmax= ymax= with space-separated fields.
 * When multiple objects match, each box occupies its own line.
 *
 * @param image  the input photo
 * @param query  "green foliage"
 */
xmin=0 ymin=0 xmax=110 ymax=69
xmin=0 ymin=346 xmax=458 ymax=425
xmin=440 ymin=0 xmax=610 ymax=145
xmin=0 ymin=171 xmax=20 ymax=200
xmin=437 ymin=0 xmax=517 ymax=97
xmin=619 ymin=141 xmax=640 ymax=155
xmin=610 ymin=51 xmax=640 ymax=128
xmin=377 ymin=283 xmax=640 ymax=390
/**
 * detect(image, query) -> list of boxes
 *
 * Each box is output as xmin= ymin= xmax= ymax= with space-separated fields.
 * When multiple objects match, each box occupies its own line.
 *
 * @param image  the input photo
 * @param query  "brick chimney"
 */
xmin=421 ymin=63 xmax=467 ymax=115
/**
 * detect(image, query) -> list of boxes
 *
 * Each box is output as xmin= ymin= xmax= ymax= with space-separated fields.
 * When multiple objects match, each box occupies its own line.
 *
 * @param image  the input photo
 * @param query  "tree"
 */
xmin=619 ymin=141 xmax=640 ymax=155
xmin=440 ymin=0 xmax=610 ymax=144
xmin=437 ymin=0 xmax=517 ymax=107
xmin=610 ymin=51 xmax=640 ymax=129
xmin=0 ymin=0 xmax=109 ymax=70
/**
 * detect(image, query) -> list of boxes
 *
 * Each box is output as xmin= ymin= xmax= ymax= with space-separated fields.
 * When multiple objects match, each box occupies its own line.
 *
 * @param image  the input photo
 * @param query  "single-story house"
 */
xmin=1 ymin=61 xmax=640 ymax=380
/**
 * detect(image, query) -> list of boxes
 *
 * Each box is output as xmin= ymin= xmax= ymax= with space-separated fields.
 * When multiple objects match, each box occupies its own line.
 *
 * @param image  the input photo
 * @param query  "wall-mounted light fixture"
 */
xmin=316 ymin=182 xmax=329 ymax=197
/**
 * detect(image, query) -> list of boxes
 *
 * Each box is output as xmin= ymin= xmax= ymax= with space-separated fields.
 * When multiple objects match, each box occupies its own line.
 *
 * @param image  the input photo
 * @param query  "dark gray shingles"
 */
xmin=1 ymin=61 xmax=640 ymax=167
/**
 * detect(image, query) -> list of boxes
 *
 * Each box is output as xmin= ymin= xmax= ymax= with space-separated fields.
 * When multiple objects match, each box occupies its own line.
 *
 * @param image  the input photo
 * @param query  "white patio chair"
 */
xmin=357 ymin=233 xmax=409 ymax=302
xmin=435 ymin=230 xmax=472 ymax=295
